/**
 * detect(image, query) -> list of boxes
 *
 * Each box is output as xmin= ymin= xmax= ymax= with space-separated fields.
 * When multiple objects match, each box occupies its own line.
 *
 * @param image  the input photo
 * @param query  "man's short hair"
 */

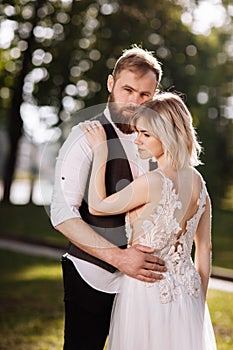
xmin=112 ymin=45 xmax=162 ymax=85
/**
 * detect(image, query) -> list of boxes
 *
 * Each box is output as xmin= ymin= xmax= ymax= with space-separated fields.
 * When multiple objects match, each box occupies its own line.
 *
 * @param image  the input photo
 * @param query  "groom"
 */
xmin=51 ymin=46 xmax=166 ymax=350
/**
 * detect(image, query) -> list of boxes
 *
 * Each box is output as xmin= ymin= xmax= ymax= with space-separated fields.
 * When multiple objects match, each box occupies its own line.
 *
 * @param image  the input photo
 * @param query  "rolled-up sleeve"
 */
xmin=50 ymin=125 xmax=92 ymax=227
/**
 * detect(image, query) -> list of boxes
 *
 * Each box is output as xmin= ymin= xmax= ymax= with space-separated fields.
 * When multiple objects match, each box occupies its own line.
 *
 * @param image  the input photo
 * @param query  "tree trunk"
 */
xmin=2 ymin=0 xmax=46 ymax=203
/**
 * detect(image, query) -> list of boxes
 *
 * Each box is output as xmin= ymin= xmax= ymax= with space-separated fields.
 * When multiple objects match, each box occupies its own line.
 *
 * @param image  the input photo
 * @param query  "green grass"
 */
xmin=212 ymin=208 xmax=233 ymax=268
xmin=0 ymin=203 xmax=67 ymax=248
xmin=207 ymin=289 xmax=233 ymax=349
xmin=0 ymin=249 xmax=232 ymax=350
xmin=0 ymin=250 xmax=64 ymax=350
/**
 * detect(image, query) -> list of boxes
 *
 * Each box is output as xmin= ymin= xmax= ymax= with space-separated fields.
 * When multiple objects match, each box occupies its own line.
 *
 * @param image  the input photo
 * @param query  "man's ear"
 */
xmin=107 ymin=74 xmax=114 ymax=93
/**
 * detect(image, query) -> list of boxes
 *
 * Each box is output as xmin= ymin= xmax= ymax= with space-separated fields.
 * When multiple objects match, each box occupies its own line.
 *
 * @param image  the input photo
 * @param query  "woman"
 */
xmin=80 ymin=92 xmax=216 ymax=349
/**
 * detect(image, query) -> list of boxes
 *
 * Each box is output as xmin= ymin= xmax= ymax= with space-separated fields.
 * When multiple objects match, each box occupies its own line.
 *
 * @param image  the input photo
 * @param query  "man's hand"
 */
xmin=113 ymin=244 xmax=166 ymax=283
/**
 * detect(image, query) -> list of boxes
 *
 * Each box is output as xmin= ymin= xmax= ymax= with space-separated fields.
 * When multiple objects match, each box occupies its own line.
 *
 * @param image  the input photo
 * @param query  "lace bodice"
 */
xmin=125 ymin=170 xmax=207 ymax=303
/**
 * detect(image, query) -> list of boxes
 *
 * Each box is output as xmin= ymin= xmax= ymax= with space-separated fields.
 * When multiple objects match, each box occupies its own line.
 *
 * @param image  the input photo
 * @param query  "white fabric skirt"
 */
xmin=66 ymin=255 xmax=216 ymax=350
xmin=107 ymin=275 xmax=217 ymax=350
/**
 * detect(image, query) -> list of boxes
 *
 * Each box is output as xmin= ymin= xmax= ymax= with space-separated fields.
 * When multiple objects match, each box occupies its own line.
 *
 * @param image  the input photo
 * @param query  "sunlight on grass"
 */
xmin=207 ymin=289 xmax=233 ymax=349
xmin=8 ymin=264 xmax=61 ymax=281
xmin=104 ymin=338 xmax=108 ymax=350
xmin=221 ymin=185 xmax=233 ymax=210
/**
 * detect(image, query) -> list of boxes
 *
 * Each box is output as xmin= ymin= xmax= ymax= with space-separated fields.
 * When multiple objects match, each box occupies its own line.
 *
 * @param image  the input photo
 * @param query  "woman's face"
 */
xmin=134 ymin=118 xmax=164 ymax=160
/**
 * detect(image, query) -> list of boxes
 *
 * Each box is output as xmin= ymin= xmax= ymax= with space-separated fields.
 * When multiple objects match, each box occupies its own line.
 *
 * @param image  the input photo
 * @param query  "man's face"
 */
xmin=108 ymin=69 xmax=158 ymax=134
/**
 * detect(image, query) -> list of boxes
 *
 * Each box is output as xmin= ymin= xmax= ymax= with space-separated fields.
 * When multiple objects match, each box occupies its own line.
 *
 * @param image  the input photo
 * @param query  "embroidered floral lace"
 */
xmin=125 ymin=172 xmax=207 ymax=304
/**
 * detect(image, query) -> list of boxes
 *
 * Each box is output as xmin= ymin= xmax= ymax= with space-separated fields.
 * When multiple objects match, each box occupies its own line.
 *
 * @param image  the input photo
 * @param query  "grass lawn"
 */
xmin=0 ymin=203 xmax=67 ymax=249
xmin=207 ymin=289 xmax=233 ymax=350
xmin=212 ymin=208 xmax=233 ymax=269
xmin=0 ymin=249 xmax=233 ymax=350
xmin=0 ymin=249 xmax=64 ymax=350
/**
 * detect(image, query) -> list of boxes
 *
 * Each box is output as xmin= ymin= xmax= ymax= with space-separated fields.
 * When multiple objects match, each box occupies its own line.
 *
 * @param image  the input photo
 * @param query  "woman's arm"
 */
xmin=90 ymin=148 xmax=150 ymax=215
xmin=89 ymin=136 xmax=150 ymax=215
xmin=79 ymin=121 xmax=157 ymax=216
xmin=194 ymin=194 xmax=212 ymax=300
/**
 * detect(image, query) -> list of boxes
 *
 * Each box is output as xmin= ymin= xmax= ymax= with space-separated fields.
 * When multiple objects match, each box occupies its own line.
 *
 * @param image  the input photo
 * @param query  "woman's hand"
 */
xmin=79 ymin=120 xmax=106 ymax=150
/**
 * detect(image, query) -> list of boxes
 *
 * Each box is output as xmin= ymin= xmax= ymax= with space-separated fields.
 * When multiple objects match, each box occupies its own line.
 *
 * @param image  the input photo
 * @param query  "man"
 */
xmin=51 ymin=46 xmax=166 ymax=350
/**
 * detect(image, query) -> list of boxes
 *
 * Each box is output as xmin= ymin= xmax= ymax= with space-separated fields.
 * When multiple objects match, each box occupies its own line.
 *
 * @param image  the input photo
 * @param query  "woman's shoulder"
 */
xmin=179 ymin=167 xmax=208 ymax=199
xmin=139 ymin=170 xmax=165 ymax=204
xmin=189 ymin=167 xmax=206 ymax=185
xmin=144 ymin=167 xmax=206 ymax=192
xmin=143 ymin=169 xmax=165 ymax=191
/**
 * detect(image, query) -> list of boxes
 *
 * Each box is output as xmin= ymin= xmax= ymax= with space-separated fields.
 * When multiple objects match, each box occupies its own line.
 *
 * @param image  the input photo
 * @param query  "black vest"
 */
xmin=67 ymin=114 xmax=133 ymax=272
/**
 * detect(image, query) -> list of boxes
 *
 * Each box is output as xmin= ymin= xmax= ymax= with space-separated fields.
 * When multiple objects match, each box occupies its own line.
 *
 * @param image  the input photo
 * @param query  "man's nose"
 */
xmin=129 ymin=93 xmax=141 ymax=106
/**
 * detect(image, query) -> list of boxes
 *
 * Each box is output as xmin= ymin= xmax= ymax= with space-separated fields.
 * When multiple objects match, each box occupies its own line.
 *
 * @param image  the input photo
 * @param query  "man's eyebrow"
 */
xmin=123 ymin=84 xmax=152 ymax=95
xmin=122 ymin=84 xmax=135 ymax=90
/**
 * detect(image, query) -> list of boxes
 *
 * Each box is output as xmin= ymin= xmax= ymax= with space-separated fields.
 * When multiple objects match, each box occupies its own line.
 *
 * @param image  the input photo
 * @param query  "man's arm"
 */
xmin=56 ymin=217 xmax=166 ymax=282
xmin=50 ymin=125 xmax=92 ymax=227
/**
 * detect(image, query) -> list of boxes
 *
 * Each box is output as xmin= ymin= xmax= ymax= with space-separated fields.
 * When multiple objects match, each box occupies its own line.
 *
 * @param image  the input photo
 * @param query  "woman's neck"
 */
xmin=156 ymin=157 xmax=177 ymax=177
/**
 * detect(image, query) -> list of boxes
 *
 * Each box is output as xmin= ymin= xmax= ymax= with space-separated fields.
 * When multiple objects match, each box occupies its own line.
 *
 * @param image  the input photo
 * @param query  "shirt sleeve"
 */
xmin=50 ymin=125 xmax=92 ymax=227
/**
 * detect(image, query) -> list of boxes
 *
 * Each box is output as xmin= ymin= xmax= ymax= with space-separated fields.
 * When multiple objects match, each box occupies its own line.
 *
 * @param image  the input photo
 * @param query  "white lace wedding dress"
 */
xmin=105 ymin=169 xmax=217 ymax=350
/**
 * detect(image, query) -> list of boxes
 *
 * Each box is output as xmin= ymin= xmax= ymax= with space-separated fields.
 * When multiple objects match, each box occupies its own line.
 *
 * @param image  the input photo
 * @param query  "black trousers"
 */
xmin=61 ymin=256 xmax=115 ymax=350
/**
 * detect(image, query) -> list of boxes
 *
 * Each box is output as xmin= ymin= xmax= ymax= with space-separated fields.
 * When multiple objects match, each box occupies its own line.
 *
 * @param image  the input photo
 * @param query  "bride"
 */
xmin=80 ymin=92 xmax=217 ymax=350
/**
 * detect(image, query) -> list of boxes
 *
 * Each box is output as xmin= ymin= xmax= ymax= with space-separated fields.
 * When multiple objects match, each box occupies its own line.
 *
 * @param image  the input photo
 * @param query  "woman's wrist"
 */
xmin=92 ymin=144 xmax=108 ymax=159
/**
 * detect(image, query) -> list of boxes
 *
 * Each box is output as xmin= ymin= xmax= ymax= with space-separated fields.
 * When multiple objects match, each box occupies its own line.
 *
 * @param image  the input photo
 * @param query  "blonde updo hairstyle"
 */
xmin=132 ymin=92 xmax=202 ymax=169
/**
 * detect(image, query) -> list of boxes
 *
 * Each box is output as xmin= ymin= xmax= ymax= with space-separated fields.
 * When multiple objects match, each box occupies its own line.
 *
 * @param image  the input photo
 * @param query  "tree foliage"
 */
xmin=0 ymin=0 xmax=232 ymax=204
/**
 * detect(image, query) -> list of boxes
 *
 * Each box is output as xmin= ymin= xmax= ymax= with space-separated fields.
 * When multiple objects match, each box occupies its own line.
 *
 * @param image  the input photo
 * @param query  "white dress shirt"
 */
xmin=50 ymin=108 xmax=149 ymax=292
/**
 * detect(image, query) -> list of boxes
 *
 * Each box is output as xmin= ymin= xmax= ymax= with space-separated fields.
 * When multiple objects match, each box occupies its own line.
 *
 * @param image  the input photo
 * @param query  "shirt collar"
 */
xmin=103 ymin=106 xmax=113 ymax=124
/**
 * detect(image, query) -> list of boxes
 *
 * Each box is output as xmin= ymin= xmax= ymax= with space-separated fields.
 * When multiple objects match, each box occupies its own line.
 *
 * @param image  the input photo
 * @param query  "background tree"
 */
xmin=1 ymin=0 xmax=47 ymax=202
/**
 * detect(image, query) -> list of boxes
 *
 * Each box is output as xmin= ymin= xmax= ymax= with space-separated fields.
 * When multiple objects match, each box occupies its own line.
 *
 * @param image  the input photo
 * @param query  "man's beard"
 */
xmin=108 ymin=93 xmax=137 ymax=134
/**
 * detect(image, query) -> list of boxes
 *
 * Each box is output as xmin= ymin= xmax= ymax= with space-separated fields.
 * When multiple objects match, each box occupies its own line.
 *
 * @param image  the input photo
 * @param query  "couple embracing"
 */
xmin=51 ymin=46 xmax=216 ymax=350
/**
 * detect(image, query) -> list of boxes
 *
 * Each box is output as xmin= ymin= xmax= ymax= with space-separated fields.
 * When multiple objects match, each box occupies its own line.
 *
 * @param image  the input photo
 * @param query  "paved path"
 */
xmin=1 ymin=238 xmax=233 ymax=293
xmin=0 ymin=238 xmax=65 ymax=259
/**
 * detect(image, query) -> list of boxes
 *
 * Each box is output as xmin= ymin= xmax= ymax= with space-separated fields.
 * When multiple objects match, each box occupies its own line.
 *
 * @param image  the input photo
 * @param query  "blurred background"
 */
xmin=0 ymin=0 xmax=232 ymax=349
